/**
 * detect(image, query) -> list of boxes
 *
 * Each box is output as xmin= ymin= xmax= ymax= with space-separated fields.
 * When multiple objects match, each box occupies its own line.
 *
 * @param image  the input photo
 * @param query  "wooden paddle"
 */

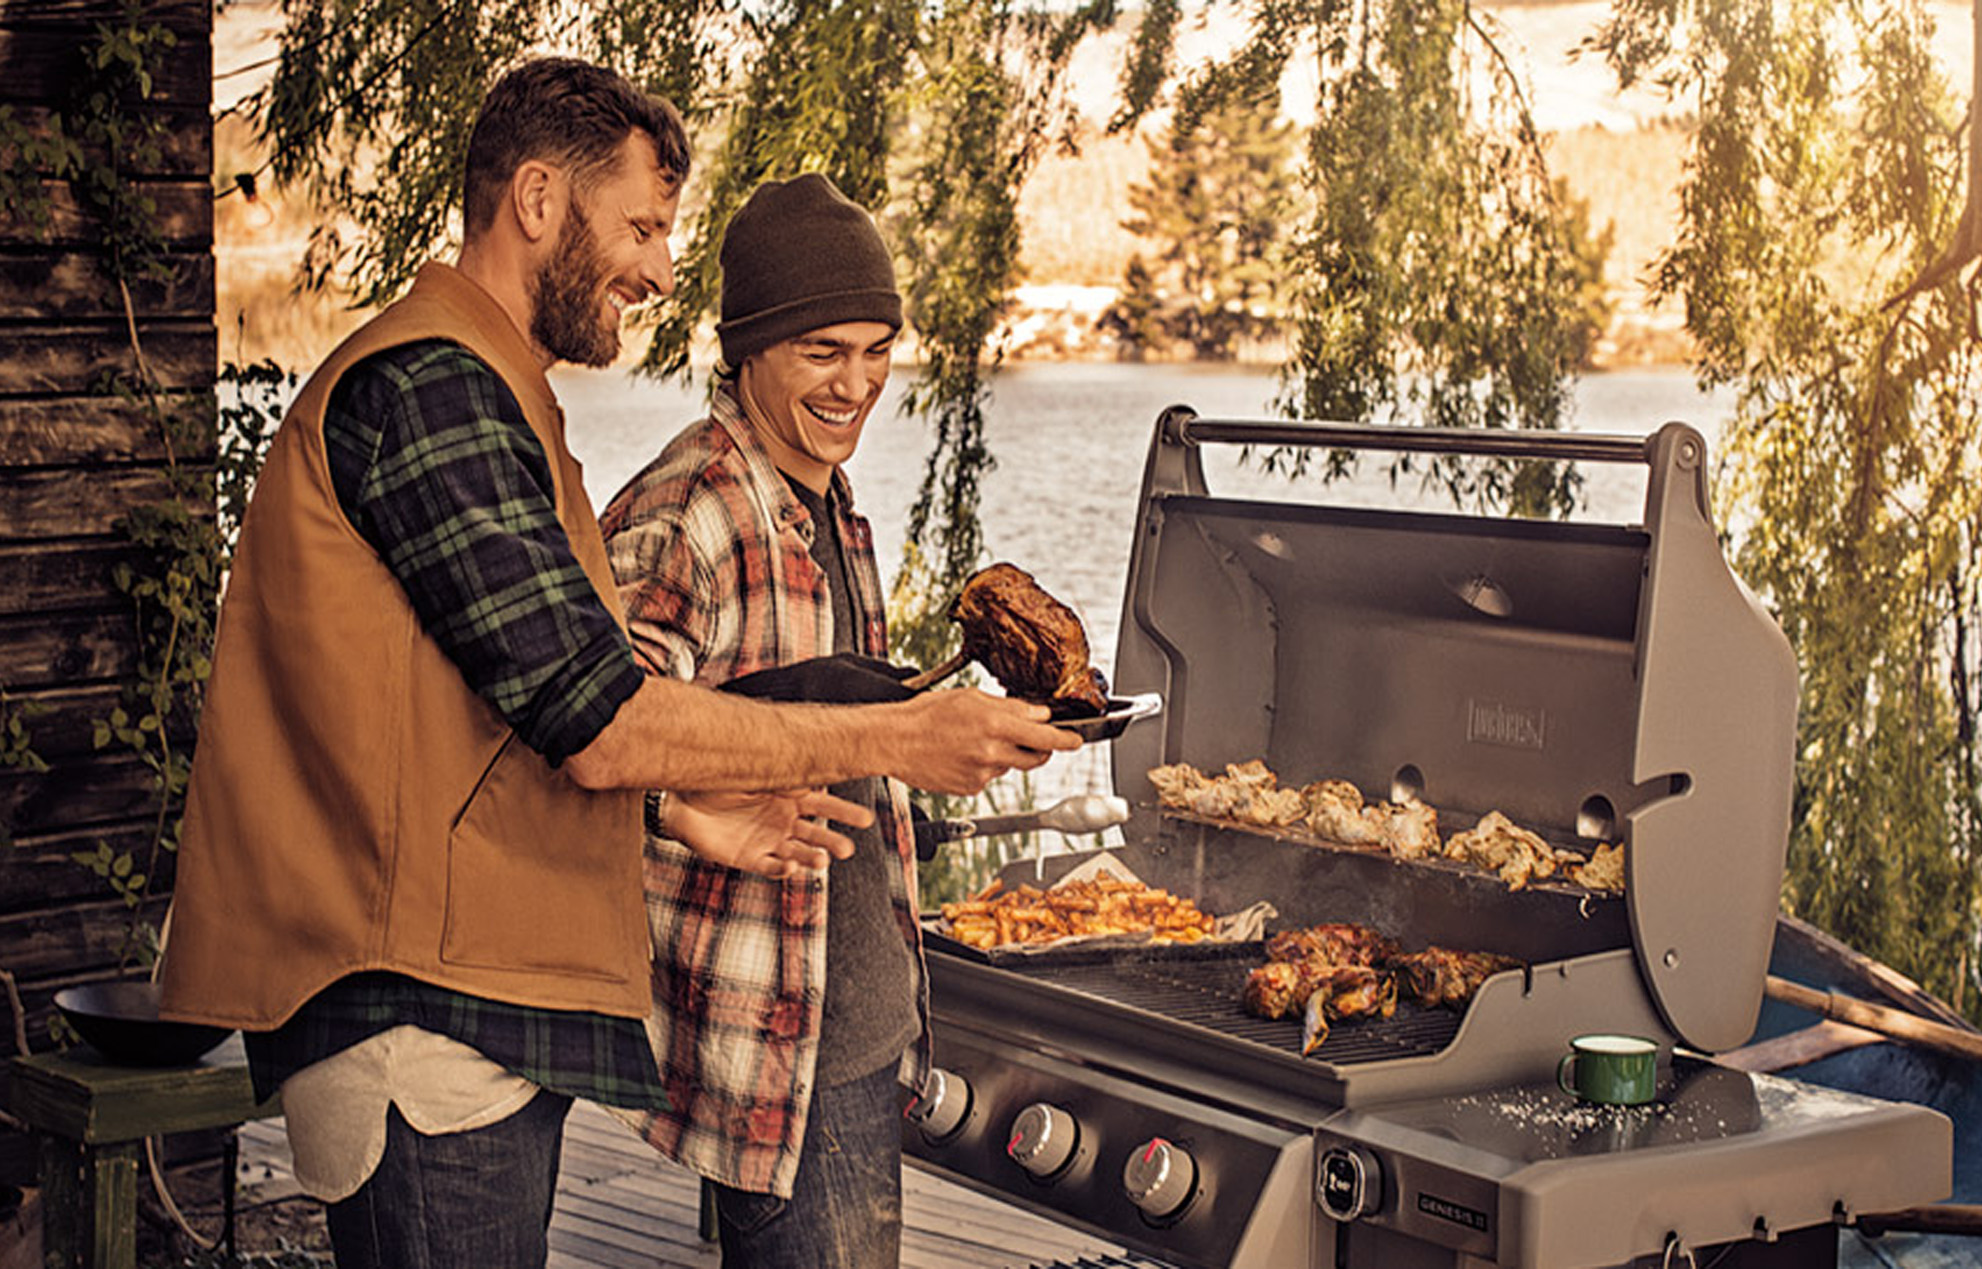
xmin=1763 ymin=974 xmax=1982 ymax=1065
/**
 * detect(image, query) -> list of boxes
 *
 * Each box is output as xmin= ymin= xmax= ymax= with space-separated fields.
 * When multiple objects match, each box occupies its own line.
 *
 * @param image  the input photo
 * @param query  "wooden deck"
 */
xmin=236 ymin=1101 xmax=1152 ymax=1269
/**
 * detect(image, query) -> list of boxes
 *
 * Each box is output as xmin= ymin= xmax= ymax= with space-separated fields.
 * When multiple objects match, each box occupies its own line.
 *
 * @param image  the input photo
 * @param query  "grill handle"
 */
xmin=1169 ymin=415 xmax=1662 ymax=466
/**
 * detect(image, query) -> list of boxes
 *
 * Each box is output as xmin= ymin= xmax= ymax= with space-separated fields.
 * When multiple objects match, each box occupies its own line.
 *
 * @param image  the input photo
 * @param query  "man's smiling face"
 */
xmin=738 ymin=321 xmax=897 ymax=492
xmin=530 ymin=131 xmax=679 ymax=368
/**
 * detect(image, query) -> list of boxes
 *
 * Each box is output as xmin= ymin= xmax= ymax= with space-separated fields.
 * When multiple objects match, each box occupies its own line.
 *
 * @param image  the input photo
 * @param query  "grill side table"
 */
xmin=7 ymin=1038 xmax=278 ymax=1269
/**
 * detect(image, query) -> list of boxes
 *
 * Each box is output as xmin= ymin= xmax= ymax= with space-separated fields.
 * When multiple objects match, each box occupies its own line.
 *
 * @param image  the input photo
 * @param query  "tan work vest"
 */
xmin=160 ymin=263 xmax=646 ymax=1029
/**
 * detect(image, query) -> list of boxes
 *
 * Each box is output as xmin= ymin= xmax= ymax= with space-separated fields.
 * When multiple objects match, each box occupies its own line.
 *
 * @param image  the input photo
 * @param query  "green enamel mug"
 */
xmin=1556 ymin=1034 xmax=1658 ymax=1106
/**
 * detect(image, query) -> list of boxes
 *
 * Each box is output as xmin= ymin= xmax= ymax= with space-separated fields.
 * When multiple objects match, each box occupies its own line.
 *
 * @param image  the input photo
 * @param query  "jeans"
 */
xmin=711 ymin=1062 xmax=906 ymax=1268
xmin=323 ymin=1087 xmax=573 ymax=1269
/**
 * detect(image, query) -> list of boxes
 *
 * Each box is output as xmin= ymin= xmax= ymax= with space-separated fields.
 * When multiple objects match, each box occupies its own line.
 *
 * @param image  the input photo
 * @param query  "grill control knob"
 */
xmin=1123 ymin=1137 xmax=1197 ymax=1220
xmin=1008 ymin=1103 xmax=1078 ymax=1178
xmin=904 ymin=1068 xmax=971 ymax=1142
xmin=1317 ymin=1145 xmax=1383 ymax=1222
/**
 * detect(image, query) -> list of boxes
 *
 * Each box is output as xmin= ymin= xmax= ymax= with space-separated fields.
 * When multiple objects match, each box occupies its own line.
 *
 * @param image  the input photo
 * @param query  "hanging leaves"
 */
xmin=1595 ymin=0 xmax=1981 ymax=1012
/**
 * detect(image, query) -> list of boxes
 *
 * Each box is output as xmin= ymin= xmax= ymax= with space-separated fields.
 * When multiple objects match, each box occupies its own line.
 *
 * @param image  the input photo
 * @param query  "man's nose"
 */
xmin=833 ymin=358 xmax=867 ymax=400
xmin=641 ymin=240 xmax=676 ymax=298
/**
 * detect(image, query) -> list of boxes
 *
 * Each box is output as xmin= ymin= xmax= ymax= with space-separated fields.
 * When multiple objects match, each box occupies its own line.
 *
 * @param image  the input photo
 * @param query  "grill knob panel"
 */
xmin=1317 ymin=1145 xmax=1383 ymax=1221
xmin=1007 ymin=1102 xmax=1078 ymax=1178
xmin=1123 ymin=1137 xmax=1197 ymax=1221
xmin=905 ymin=1067 xmax=971 ymax=1142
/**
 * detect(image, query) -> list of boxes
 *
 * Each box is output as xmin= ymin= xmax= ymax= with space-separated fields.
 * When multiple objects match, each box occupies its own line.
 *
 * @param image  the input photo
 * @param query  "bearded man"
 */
xmin=160 ymin=60 xmax=1075 ymax=1269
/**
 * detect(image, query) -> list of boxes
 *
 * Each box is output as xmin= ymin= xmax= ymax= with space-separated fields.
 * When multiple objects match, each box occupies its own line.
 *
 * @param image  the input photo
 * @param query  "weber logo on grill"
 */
xmin=1467 ymin=699 xmax=1546 ymax=751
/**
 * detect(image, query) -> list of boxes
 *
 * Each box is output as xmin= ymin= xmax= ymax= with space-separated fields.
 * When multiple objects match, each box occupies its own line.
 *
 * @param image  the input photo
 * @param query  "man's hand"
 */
xmin=666 ymin=788 xmax=870 ymax=879
xmin=884 ymin=689 xmax=1082 ymax=796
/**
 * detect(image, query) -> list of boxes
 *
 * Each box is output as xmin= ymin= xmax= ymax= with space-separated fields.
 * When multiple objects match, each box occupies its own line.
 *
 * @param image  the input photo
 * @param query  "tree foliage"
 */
xmin=1112 ymin=0 xmax=1611 ymax=516
xmin=1105 ymin=91 xmax=1298 ymax=361
xmin=1592 ymin=0 xmax=1982 ymax=1012
xmin=246 ymin=0 xmax=1108 ymax=628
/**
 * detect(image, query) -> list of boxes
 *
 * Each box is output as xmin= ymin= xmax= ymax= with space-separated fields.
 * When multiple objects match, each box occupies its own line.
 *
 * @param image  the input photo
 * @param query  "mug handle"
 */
xmin=1557 ymin=1052 xmax=1578 ymax=1096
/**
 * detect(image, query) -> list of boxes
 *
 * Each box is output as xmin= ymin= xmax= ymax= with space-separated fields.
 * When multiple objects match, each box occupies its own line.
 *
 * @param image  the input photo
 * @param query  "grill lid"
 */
xmin=1110 ymin=413 xmax=1797 ymax=1052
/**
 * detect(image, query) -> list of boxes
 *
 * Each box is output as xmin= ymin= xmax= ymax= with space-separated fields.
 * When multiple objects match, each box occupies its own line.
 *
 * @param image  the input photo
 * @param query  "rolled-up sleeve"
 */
xmin=602 ymin=507 xmax=715 ymax=683
xmin=323 ymin=341 xmax=642 ymax=765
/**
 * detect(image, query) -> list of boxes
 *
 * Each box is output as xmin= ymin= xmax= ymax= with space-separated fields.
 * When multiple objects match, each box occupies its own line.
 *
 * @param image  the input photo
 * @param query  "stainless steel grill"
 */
xmin=902 ymin=411 xmax=1953 ymax=1269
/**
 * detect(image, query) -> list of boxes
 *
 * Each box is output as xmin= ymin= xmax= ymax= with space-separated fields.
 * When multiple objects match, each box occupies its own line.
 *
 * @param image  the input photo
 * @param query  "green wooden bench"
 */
xmin=8 ymin=1037 xmax=278 ymax=1269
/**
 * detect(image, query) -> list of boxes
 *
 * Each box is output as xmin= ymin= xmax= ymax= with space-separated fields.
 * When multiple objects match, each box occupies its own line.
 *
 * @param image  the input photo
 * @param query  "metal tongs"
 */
xmin=913 ymin=794 xmax=1130 ymax=856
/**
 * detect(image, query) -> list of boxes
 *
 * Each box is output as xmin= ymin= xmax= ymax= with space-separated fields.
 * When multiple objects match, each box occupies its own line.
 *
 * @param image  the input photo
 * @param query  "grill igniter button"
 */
xmin=1123 ymin=1137 xmax=1197 ymax=1221
xmin=1007 ymin=1103 xmax=1078 ymax=1179
xmin=1317 ymin=1145 xmax=1382 ymax=1221
xmin=905 ymin=1068 xmax=971 ymax=1142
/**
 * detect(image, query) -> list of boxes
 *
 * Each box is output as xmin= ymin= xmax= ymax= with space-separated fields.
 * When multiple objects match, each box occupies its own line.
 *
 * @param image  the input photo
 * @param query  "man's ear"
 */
xmin=510 ymin=159 xmax=566 ymax=245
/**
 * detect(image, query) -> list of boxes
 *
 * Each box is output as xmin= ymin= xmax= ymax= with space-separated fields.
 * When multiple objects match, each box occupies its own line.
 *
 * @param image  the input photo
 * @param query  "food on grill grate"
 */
xmin=1243 ymin=920 xmax=1519 ymax=1054
xmin=1388 ymin=947 xmax=1524 ymax=1009
xmin=1150 ymin=760 xmax=1440 ymax=852
xmin=1149 ymin=759 xmax=1621 ymax=891
xmin=938 ymin=871 xmax=1216 ymax=950
xmin=950 ymin=563 xmax=1110 ymax=713
xmin=1263 ymin=921 xmax=1400 ymax=967
xmin=1442 ymin=810 xmax=1561 ymax=890
xmin=1570 ymin=841 xmax=1625 ymax=891
xmin=1300 ymin=965 xmax=1397 ymax=1055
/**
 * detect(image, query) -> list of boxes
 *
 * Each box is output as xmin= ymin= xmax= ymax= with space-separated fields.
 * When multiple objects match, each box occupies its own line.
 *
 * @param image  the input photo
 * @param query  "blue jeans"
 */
xmin=711 ymin=1062 xmax=906 ymax=1268
xmin=323 ymin=1088 xmax=572 ymax=1269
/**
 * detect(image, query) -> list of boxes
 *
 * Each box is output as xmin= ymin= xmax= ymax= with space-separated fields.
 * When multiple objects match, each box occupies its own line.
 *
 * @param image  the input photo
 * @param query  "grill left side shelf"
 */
xmin=6 ymin=1037 xmax=279 ymax=1269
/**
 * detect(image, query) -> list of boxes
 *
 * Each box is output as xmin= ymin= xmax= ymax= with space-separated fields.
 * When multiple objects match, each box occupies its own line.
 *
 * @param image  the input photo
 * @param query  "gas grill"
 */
xmin=902 ymin=410 xmax=1953 ymax=1268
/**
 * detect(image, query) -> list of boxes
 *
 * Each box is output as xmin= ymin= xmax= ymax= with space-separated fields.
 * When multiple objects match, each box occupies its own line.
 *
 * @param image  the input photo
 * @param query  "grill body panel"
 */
xmin=904 ymin=414 xmax=1949 ymax=1268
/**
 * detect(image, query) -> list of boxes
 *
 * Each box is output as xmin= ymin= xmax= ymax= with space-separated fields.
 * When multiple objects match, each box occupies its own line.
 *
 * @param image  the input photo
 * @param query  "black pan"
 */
xmin=54 ymin=981 xmax=233 ymax=1067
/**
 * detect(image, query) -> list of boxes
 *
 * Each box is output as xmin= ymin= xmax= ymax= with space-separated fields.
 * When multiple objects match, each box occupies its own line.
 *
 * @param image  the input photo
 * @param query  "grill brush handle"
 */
xmin=1170 ymin=416 xmax=1661 ymax=466
xmin=915 ymin=794 xmax=1131 ymax=851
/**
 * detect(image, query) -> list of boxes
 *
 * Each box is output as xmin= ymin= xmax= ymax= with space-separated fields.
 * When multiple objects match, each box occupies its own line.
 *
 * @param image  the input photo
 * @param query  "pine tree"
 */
xmin=1116 ymin=95 xmax=1297 ymax=361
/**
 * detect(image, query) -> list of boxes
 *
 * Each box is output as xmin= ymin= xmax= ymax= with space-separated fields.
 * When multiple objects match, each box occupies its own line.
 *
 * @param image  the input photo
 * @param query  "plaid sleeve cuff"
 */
xmin=521 ymin=627 xmax=645 ymax=766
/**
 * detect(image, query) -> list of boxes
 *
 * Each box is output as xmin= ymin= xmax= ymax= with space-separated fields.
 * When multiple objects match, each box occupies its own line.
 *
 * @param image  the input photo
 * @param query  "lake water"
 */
xmin=554 ymin=361 xmax=1734 ymax=821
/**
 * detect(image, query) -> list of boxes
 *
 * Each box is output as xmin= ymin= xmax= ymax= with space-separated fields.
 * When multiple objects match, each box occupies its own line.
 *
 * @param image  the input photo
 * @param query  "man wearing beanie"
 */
xmin=598 ymin=172 xmax=930 ymax=1267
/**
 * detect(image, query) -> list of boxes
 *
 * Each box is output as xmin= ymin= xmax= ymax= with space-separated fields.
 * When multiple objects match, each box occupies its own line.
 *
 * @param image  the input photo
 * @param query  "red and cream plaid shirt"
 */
xmin=598 ymin=384 xmax=931 ymax=1197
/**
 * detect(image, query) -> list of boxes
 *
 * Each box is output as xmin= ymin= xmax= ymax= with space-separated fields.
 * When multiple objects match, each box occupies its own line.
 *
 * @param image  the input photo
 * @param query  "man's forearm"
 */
xmin=564 ymin=676 xmax=905 ymax=792
xmin=564 ymin=674 xmax=1078 ymax=797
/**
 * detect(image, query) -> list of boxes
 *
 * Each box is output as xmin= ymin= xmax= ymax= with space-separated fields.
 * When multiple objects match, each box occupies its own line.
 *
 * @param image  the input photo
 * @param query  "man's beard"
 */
xmin=529 ymin=202 xmax=619 ymax=368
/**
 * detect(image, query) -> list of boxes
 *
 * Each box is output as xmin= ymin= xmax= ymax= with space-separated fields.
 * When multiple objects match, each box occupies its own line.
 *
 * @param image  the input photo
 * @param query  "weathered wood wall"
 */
xmin=0 ymin=0 xmax=213 ymax=1053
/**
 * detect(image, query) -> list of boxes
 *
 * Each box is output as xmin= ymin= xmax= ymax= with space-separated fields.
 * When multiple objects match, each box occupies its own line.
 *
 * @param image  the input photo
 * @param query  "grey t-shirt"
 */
xmin=784 ymin=474 xmax=918 ymax=1085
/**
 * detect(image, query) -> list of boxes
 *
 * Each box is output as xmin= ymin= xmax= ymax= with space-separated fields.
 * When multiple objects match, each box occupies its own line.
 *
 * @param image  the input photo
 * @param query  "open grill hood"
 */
xmin=1108 ymin=411 xmax=1799 ymax=1056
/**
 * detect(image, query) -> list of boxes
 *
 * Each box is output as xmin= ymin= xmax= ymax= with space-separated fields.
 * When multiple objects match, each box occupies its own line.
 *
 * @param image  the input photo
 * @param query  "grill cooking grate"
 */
xmin=1008 ymin=951 xmax=1463 ymax=1064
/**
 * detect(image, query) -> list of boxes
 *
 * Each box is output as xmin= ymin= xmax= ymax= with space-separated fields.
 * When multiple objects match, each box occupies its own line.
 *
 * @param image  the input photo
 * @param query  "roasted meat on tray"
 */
xmin=951 ymin=563 xmax=1110 ymax=713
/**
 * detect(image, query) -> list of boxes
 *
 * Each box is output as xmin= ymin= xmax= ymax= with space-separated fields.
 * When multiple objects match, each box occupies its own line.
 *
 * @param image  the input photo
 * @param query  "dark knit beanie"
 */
xmin=716 ymin=173 xmax=903 ymax=369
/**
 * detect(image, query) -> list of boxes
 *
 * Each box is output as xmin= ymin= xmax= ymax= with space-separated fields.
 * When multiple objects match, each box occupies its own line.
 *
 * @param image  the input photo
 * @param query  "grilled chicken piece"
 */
xmin=1242 ymin=959 xmax=1324 ymax=1019
xmin=1444 ymin=810 xmax=1560 ymax=890
xmin=1374 ymin=798 xmax=1441 ymax=859
xmin=951 ymin=563 xmax=1109 ymax=712
xmin=1244 ymin=922 xmax=1402 ymax=1028
xmin=1389 ymin=947 xmax=1522 ymax=1009
xmin=1301 ymin=965 xmax=1398 ymax=1055
xmin=1148 ymin=763 xmax=1207 ymax=805
xmin=1264 ymin=922 xmax=1399 ymax=968
xmin=1570 ymin=841 xmax=1625 ymax=891
xmin=1301 ymin=780 xmax=1387 ymax=848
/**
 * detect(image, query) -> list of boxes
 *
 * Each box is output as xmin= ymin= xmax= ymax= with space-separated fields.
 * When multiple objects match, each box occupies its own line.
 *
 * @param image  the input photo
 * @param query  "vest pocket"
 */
xmin=442 ymin=734 xmax=637 ymax=981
